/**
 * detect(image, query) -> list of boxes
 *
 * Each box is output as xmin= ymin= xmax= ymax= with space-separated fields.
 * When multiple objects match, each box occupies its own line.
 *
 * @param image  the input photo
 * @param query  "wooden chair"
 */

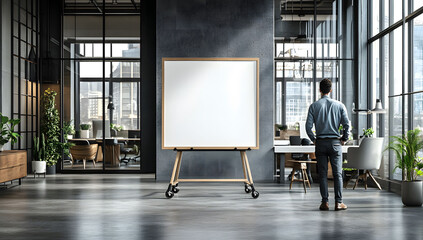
xmin=288 ymin=160 xmax=317 ymax=193
xmin=70 ymin=144 xmax=99 ymax=169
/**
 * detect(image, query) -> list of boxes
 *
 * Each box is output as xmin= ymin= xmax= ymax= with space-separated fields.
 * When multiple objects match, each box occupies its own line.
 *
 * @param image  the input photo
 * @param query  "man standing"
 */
xmin=306 ymin=78 xmax=350 ymax=211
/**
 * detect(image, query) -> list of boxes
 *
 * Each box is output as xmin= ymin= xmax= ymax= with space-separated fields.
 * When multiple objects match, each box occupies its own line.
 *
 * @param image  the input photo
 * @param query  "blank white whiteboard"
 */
xmin=162 ymin=58 xmax=259 ymax=149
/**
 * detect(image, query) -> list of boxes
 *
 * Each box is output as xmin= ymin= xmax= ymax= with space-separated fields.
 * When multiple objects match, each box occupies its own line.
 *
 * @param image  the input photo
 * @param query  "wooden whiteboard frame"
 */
xmin=161 ymin=58 xmax=259 ymax=150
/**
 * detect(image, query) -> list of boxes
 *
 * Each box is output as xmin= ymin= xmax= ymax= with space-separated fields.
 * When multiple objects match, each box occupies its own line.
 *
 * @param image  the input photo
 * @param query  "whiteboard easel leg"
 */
xmin=240 ymin=151 xmax=249 ymax=184
xmin=241 ymin=151 xmax=259 ymax=198
xmin=165 ymin=151 xmax=183 ymax=199
xmin=174 ymin=151 xmax=183 ymax=184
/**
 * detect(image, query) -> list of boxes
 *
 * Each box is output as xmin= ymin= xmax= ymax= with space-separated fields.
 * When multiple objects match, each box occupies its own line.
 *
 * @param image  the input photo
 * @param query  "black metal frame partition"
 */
xmin=273 ymin=0 xmax=354 ymax=126
xmin=367 ymin=0 xmax=423 ymax=180
xmin=10 ymin=0 xmax=40 ymax=164
xmin=60 ymin=0 xmax=142 ymax=173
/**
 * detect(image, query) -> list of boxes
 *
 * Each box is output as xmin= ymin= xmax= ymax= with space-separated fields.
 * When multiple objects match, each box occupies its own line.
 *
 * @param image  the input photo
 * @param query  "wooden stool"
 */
xmin=288 ymin=160 xmax=316 ymax=193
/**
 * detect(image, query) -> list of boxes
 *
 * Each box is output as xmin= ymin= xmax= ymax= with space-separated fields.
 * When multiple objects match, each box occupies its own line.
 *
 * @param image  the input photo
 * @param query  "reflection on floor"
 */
xmin=0 ymin=174 xmax=421 ymax=240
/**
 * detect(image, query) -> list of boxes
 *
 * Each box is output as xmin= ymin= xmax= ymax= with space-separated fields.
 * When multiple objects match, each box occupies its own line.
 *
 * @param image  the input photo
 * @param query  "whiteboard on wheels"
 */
xmin=162 ymin=58 xmax=259 ymax=150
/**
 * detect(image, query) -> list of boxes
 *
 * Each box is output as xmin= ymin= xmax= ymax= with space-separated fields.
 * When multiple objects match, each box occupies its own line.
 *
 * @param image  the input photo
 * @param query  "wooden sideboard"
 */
xmin=0 ymin=150 xmax=27 ymax=185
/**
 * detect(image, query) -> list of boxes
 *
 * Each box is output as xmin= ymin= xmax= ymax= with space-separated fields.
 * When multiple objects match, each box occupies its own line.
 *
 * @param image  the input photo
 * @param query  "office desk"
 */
xmin=71 ymin=138 xmax=140 ymax=142
xmin=70 ymin=138 xmax=140 ymax=165
xmin=274 ymin=143 xmax=352 ymax=183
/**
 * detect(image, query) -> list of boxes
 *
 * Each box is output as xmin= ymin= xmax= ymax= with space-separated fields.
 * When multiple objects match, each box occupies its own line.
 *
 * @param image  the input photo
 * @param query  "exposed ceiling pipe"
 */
xmin=89 ymin=0 xmax=103 ymax=13
xmin=130 ymin=0 xmax=138 ymax=10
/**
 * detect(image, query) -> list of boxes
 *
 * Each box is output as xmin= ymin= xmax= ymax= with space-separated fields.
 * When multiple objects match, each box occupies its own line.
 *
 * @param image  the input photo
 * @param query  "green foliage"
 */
xmin=342 ymin=168 xmax=356 ymax=171
xmin=41 ymin=88 xmax=61 ymax=167
xmin=63 ymin=120 xmax=76 ymax=136
xmin=33 ymin=134 xmax=46 ymax=161
xmin=0 ymin=112 xmax=21 ymax=146
xmin=386 ymin=129 xmax=423 ymax=181
xmin=363 ymin=127 xmax=374 ymax=137
xmin=416 ymin=158 xmax=423 ymax=177
xmin=80 ymin=124 xmax=91 ymax=130
xmin=110 ymin=123 xmax=123 ymax=132
xmin=280 ymin=125 xmax=288 ymax=131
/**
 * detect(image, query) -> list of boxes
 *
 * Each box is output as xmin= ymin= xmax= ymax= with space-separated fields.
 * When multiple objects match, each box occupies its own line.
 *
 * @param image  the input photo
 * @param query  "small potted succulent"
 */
xmin=110 ymin=123 xmax=123 ymax=137
xmin=0 ymin=113 xmax=21 ymax=151
xmin=80 ymin=124 xmax=91 ymax=138
xmin=32 ymin=134 xmax=46 ymax=176
xmin=386 ymin=128 xmax=423 ymax=206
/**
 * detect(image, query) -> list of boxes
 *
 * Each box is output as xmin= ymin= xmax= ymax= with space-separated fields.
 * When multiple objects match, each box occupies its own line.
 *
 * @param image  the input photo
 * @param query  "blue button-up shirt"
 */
xmin=306 ymin=95 xmax=350 ymax=142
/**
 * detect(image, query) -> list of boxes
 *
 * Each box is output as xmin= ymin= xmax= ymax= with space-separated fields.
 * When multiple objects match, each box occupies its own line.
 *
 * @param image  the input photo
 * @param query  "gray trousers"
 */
xmin=315 ymin=139 xmax=343 ymax=203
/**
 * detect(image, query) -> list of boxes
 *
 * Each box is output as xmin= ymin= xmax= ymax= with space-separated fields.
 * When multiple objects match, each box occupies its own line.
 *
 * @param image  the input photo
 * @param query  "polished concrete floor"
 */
xmin=0 ymin=174 xmax=422 ymax=240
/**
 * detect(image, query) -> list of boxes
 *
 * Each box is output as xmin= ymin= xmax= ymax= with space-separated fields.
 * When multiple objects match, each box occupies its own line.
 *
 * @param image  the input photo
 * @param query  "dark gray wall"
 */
xmin=156 ymin=0 xmax=274 ymax=181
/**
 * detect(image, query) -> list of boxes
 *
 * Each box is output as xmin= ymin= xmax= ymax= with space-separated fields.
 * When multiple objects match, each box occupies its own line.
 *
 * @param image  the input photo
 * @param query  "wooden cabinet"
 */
xmin=0 ymin=150 xmax=27 ymax=184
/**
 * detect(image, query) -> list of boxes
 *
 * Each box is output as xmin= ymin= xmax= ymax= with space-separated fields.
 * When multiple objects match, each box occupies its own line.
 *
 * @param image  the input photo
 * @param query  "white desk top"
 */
xmin=274 ymin=144 xmax=354 ymax=153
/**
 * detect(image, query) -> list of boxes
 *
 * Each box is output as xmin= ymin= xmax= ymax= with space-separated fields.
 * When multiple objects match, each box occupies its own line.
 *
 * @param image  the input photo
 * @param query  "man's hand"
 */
xmin=341 ymin=140 xmax=346 ymax=145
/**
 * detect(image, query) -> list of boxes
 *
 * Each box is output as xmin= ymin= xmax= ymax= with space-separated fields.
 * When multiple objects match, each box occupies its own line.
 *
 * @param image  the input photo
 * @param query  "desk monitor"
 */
xmin=92 ymin=120 xmax=110 ymax=138
xmin=128 ymin=130 xmax=140 ymax=138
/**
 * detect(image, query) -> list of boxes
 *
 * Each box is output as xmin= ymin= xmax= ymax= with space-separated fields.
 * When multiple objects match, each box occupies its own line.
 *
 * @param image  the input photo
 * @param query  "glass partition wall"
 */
xmin=274 ymin=0 xmax=354 ymax=129
xmin=369 ymin=0 xmax=423 ymax=181
xmin=62 ymin=0 xmax=141 ymax=172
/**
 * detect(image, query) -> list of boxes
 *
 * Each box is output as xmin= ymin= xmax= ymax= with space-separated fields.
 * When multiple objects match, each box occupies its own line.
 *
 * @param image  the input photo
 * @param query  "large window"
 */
xmin=275 ymin=0 xmax=354 ymax=128
xmin=369 ymin=0 xmax=423 ymax=180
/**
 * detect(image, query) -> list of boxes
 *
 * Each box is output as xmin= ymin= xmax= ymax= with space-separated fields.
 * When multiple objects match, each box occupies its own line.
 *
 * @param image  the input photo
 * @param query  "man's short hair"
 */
xmin=320 ymin=78 xmax=332 ymax=94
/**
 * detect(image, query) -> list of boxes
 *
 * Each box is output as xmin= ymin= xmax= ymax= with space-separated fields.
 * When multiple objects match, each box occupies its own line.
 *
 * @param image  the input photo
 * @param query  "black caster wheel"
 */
xmin=172 ymin=187 xmax=180 ymax=193
xmin=251 ymin=191 xmax=259 ymax=199
xmin=244 ymin=185 xmax=252 ymax=193
xmin=165 ymin=191 xmax=174 ymax=198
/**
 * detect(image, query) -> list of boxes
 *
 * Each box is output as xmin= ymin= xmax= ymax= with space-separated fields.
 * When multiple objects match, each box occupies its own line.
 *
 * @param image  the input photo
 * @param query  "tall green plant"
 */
xmin=386 ymin=128 xmax=423 ymax=181
xmin=41 ymin=88 xmax=61 ymax=167
xmin=33 ymin=134 xmax=46 ymax=161
xmin=63 ymin=120 xmax=75 ymax=136
xmin=62 ymin=121 xmax=75 ymax=158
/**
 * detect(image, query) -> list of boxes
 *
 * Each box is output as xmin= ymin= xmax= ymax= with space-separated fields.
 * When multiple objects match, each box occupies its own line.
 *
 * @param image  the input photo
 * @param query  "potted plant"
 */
xmin=362 ymin=127 xmax=374 ymax=138
xmin=0 ymin=113 xmax=20 ymax=151
xmin=386 ymin=128 xmax=423 ymax=206
xmin=275 ymin=124 xmax=282 ymax=137
xmin=110 ymin=123 xmax=123 ymax=137
xmin=41 ymin=88 xmax=61 ymax=174
xmin=80 ymin=124 xmax=91 ymax=138
xmin=32 ymin=134 xmax=46 ymax=176
xmin=63 ymin=120 xmax=76 ymax=139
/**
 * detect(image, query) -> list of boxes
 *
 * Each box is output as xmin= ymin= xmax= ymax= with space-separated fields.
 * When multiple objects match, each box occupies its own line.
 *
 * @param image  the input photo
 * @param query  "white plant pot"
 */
xmin=80 ymin=130 xmax=90 ymax=138
xmin=67 ymin=135 xmax=73 ymax=140
xmin=32 ymin=161 xmax=46 ymax=174
xmin=0 ymin=144 xmax=3 ymax=152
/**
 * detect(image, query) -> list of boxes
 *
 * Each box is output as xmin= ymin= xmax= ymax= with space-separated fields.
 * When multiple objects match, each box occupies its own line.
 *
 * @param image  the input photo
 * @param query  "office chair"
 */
xmin=70 ymin=140 xmax=98 ymax=169
xmin=343 ymin=137 xmax=384 ymax=190
xmin=119 ymin=142 xmax=132 ymax=165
